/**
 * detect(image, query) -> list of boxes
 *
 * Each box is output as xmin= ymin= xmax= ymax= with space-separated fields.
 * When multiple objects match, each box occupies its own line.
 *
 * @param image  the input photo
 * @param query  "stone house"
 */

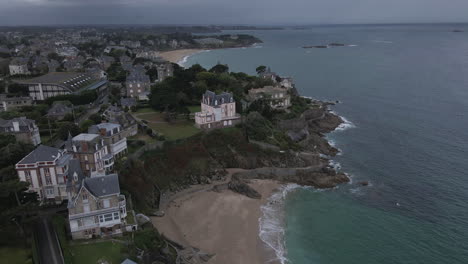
xmin=88 ymin=123 xmax=128 ymax=158
xmin=66 ymin=133 xmax=113 ymax=176
xmin=9 ymin=57 xmax=30 ymax=75
xmin=0 ymin=117 xmax=41 ymax=146
xmin=126 ymin=65 xmax=150 ymax=100
xmin=248 ymin=86 xmax=291 ymax=109
xmin=0 ymin=94 xmax=33 ymax=112
xmin=195 ymin=90 xmax=241 ymax=129
xmin=102 ymin=106 xmax=138 ymax=138
xmin=67 ymin=174 xmax=129 ymax=240
xmin=157 ymin=62 xmax=174 ymax=82
xmin=15 ymin=145 xmax=72 ymax=203
xmin=46 ymin=101 xmax=73 ymax=120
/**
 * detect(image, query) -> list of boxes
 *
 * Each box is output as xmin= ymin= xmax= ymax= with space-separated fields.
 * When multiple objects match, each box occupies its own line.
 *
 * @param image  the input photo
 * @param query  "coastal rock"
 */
xmin=228 ymin=178 xmax=262 ymax=199
xmin=233 ymin=166 xmax=350 ymax=189
xmin=303 ymin=45 xmax=328 ymax=49
xmin=358 ymin=181 xmax=369 ymax=186
xmin=329 ymin=43 xmax=346 ymax=46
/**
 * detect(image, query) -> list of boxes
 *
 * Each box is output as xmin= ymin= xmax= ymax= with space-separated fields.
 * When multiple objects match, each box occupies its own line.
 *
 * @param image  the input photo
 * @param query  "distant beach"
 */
xmin=158 ymin=49 xmax=206 ymax=66
xmin=152 ymin=179 xmax=281 ymax=264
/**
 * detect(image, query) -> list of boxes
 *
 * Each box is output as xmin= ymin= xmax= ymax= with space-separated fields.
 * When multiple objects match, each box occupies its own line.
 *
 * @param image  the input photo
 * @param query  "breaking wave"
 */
xmin=259 ymin=184 xmax=307 ymax=264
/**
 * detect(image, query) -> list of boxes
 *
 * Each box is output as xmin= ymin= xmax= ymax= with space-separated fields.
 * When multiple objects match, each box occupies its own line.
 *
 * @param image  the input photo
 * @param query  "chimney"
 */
xmin=81 ymin=142 xmax=88 ymax=152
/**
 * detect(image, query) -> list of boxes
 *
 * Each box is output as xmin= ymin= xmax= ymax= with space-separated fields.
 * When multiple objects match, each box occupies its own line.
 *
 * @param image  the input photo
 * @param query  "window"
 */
xmin=137 ymin=83 xmax=140 ymax=88
xmin=46 ymin=188 xmax=54 ymax=196
xmin=82 ymin=193 xmax=88 ymax=202
xmin=83 ymin=204 xmax=90 ymax=213
xmin=45 ymin=175 xmax=52 ymax=185
xmin=99 ymin=213 xmax=114 ymax=223
xmin=84 ymin=155 xmax=88 ymax=161
xmin=113 ymin=212 xmax=119 ymax=220
xmin=24 ymin=170 xmax=32 ymax=184
xmin=103 ymin=199 xmax=110 ymax=208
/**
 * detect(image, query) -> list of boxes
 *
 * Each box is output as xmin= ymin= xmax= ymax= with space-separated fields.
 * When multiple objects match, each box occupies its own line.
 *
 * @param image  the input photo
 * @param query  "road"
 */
xmin=35 ymin=217 xmax=64 ymax=264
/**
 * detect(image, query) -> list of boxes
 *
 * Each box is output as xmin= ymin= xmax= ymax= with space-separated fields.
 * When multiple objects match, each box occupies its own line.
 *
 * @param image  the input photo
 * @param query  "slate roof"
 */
xmin=0 ymin=117 xmax=37 ymax=132
xmin=120 ymin=97 xmax=136 ymax=108
xmin=202 ymin=90 xmax=234 ymax=107
xmin=84 ymin=174 xmax=120 ymax=197
xmin=47 ymin=102 xmax=72 ymax=117
xmin=18 ymin=72 xmax=98 ymax=93
xmin=17 ymin=145 xmax=63 ymax=164
xmin=66 ymin=159 xmax=86 ymax=192
xmin=88 ymin=123 xmax=121 ymax=136
xmin=126 ymin=65 xmax=150 ymax=84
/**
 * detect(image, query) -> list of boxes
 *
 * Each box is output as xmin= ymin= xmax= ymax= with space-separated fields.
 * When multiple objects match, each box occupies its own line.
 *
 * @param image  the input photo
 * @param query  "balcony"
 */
xmin=111 ymin=138 xmax=127 ymax=156
xmin=102 ymin=154 xmax=114 ymax=169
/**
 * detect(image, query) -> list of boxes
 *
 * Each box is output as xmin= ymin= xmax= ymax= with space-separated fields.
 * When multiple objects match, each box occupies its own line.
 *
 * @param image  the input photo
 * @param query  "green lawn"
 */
xmin=70 ymin=241 xmax=125 ymax=264
xmin=125 ymin=210 xmax=136 ymax=225
xmin=134 ymin=107 xmax=155 ymax=114
xmin=187 ymin=105 xmax=201 ymax=113
xmin=0 ymin=247 xmax=32 ymax=264
xmin=148 ymin=121 xmax=200 ymax=141
xmin=135 ymin=112 xmax=165 ymax=123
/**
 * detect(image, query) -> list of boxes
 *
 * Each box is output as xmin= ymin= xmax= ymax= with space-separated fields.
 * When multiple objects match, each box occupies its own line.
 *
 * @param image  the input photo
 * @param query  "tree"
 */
xmin=256 ymin=65 xmax=267 ymax=75
xmin=57 ymin=122 xmax=80 ymax=140
xmin=80 ymin=120 xmax=95 ymax=133
xmin=146 ymin=67 xmax=159 ymax=82
xmin=209 ymin=64 xmax=229 ymax=74
xmin=89 ymin=113 xmax=102 ymax=124
xmin=7 ymin=83 xmax=28 ymax=96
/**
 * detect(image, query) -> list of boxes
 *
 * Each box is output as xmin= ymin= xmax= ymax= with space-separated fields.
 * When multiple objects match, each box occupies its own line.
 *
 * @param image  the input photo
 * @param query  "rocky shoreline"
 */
xmin=215 ymin=100 xmax=350 ymax=199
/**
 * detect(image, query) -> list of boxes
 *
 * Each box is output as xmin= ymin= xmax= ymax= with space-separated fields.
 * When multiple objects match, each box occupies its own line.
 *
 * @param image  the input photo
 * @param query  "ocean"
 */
xmin=184 ymin=24 xmax=468 ymax=264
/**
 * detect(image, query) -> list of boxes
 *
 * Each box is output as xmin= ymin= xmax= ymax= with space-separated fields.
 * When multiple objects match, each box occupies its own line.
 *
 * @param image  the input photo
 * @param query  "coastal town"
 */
xmin=0 ymin=26 xmax=349 ymax=264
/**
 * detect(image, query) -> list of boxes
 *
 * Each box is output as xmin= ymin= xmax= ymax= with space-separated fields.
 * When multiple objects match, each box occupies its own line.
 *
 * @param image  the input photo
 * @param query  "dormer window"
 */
xmin=73 ymin=172 xmax=78 ymax=182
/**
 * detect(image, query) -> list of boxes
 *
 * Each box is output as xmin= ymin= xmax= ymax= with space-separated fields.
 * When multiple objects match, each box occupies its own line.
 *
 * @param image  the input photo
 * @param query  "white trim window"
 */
xmin=103 ymin=199 xmax=110 ymax=208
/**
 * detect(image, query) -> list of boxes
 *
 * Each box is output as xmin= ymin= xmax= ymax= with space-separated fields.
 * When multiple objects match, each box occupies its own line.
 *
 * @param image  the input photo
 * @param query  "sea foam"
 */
xmin=259 ymin=184 xmax=307 ymax=264
xmin=330 ymin=112 xmax=356 ymax=132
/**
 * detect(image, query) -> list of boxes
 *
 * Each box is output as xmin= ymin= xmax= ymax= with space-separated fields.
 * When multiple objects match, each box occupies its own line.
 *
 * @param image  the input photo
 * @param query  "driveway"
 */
xmin=35 ymin=217 xmax=64 ymax=264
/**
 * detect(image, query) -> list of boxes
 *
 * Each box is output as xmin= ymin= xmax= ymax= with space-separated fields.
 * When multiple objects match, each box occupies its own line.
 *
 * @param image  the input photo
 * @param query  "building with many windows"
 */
xmin=15 ymin=145 xmax=72 ymax=203
xmin=88 ymin=123 xmax=128 ymax=158
xmin=67 ymin=174 xmax=129 ymax=240
xmin=0 ymin=94 xmax=33 ymax=112
xmin=0 ymin=117 xmax=41 ymax=146
xmin=17 ymin=72 xmax=107 ymax=101
xmin=194 ymin=90 xmax=241 ymax=129
xmin=66 ymin=133 xmax=113 ymax=176
xmin=248 ymin=86 xmax=291 ymax=109
xmin=126 ymin=66 xmax=150 ymax=100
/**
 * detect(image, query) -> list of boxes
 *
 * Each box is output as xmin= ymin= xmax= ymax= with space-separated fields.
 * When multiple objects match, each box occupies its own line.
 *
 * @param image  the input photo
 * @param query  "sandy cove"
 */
xmin=158 ymin=49 xmax=206 ymax=64
xmin=152 ymin=178 xmax=281 ymax=264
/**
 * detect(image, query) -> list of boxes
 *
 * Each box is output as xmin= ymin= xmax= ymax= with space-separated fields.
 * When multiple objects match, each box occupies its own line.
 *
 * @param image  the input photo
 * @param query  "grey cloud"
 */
xmin=0 ymin=0 xmax=467 ymax=25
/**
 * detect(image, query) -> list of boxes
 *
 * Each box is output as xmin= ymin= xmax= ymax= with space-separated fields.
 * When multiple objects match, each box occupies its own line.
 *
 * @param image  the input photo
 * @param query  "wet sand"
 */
xmin=158 ymin=49 xmax=205 ymax=64
xmin=152 ymin=179 xmax=281 ymax=264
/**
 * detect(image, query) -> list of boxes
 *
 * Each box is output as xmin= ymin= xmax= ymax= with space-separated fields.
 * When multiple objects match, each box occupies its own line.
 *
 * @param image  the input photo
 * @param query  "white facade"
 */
xmin=9 ymin=64 xmax=30 ymax=75
xmin=15 ymin=147 xmax=70 ymax=202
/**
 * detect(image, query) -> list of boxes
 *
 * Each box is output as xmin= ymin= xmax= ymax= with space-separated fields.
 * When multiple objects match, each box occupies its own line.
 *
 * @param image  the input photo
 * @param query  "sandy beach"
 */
xmin=152 ymin=179 xmax=281 ymax=264
xmin=158 ymin=49 xmax=205 ymax=64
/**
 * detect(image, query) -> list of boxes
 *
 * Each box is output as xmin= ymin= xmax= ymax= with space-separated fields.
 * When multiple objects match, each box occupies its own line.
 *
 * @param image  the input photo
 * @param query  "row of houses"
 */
xmin=14 ymin=120 xmax=134 ymax=239
xmin=194 ymin=67 xmax=295 ymax=129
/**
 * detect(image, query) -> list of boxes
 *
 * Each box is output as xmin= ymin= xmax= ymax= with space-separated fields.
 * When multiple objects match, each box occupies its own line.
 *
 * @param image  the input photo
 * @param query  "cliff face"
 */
xmin=278 ymin=104 xmax=343 ymax=156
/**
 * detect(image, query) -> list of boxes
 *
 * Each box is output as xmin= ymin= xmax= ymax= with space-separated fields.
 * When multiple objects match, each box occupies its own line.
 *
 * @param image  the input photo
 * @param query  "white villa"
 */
xmin=195 ymin=90 xmax=241 ymax=129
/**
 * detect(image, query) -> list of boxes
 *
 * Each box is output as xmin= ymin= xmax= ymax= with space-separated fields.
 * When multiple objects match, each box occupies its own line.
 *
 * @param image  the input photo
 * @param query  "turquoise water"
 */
xmin=185 ymin=24 xmax=468 ymax=263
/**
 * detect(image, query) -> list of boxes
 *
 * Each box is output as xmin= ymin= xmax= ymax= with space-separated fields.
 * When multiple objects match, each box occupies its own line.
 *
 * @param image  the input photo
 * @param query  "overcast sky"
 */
xmin=1 ymin=0 xmax=468 ymax=26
